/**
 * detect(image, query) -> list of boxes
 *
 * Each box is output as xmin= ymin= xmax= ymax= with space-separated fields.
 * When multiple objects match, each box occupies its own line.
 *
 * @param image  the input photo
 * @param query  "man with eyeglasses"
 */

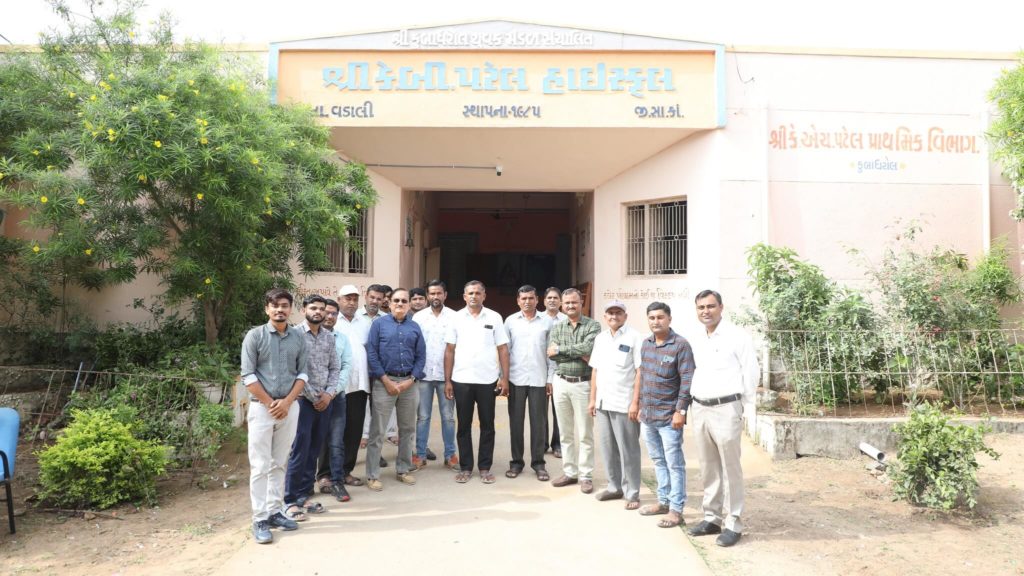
xmin=364 ymin=288 xmax=426 ymax=491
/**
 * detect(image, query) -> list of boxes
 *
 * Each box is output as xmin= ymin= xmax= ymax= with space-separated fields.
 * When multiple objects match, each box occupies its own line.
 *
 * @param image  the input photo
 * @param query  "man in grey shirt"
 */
xmin=241 ymin=288 xmax=309 ymax=544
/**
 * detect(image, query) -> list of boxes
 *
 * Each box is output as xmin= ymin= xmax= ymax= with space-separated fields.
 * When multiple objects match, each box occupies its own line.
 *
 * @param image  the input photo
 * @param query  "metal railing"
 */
xmin=762 ymin=328 xmax=1024 ymax=417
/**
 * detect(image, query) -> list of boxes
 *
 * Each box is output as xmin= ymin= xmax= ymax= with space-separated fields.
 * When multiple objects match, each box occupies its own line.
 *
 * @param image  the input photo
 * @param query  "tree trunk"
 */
xmin=203 ymin=299 xmax=219 ymax=347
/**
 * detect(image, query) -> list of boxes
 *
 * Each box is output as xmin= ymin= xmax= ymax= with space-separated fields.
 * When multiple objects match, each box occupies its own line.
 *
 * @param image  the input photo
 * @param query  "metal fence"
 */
xmin=763 ymin=328 xmax=1024 ymax=416
xmin=0 ymin=365 xmax=236 ymax=470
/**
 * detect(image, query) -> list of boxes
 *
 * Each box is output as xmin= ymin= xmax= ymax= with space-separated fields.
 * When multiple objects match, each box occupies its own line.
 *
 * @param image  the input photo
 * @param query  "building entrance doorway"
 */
xmin=427 ymin=191 xmax=579 ymax=317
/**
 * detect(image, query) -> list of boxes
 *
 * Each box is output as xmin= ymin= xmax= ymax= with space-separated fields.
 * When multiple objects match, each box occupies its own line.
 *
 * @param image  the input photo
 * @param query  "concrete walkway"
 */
xmin=217 ymin=398 xmax=765 ymax=576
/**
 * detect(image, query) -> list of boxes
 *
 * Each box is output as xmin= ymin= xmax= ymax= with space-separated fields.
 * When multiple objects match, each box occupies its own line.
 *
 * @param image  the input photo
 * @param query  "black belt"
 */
xmin=385 ymin=372 xmax=412 ymax=378
xmin=559 ymin=375 xmax=589 ymax=383
xmin=693 ymin=393 xmax=742 ymax=407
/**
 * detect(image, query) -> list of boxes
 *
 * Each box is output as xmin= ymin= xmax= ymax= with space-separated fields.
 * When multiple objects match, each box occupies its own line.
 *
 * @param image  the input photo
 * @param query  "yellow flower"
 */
xmin=32 ymin=150 xmax=40 ymax=156
xmin=77 ymin=197 xmax=86 ymax=205
xmin=153 ymin=140 xmax=162 ymax=148
xmin=84 ymin=248 xmax=93 ymax=256
xmin=195 ymin=118 xmax=208 ymax=126
xmin=131 ymin=105 xmax=139 ymax=112
xmin=264 ymin=196 xmax=271 ymax=203
xmin=32 ymin=245 xmax=40 ymax=253
xmin=196 ymin=193 xmax=204 ymax=200
xmin=188 ymin=79 xmax=195 ymax=86
xmin=46 ymin=165 xmax=55 ymax=170
xmin=196 ymin=293 xmax=203 ymax=299
xmin=107 ymin=128 xmax=115 ymax=135
xmin=90 ymin=94 xmax=97 ymax=101
xmin=245 ymin=264 xmax=252 ymax=270
xmin=68 ymin=91 xmax=76 ymax=98
xmin=204 ymin=277 xmax=212 ymax=284
xmin=128 ymin=31 xmax=135 ymax=38
xmin=265 ymin=209 xmax=272 ymax=215
xmin=40 ymin=196 xmax=48 ymax=203
xmin=355 ymin=204 xmax=362 ymax=209
xmin=157 ymin=94 xmax=168 ymax=101
xmin=45 ymin=144 xmax=52 ymax=151
xmin=0 ymin=172 xmax=4 ymax=180
xmin=107 ymin=73 xmax=116 ymax=81
xmin=91 ymin=131 xmax=99 ymax=137
xmin=199 ymin=137 xmax=208 ymax=145
xmin=98 ymin=80 xmax=111 ymax=90
xmin=192 ymin=89 xmax=199 ymax=96
xmin=250 ymin=158 xmax=260 ymax=165
xmin=228 ymin=83 xmax=237 ymax=91
xmin=138 ymin=174 xmax=148 ymax=182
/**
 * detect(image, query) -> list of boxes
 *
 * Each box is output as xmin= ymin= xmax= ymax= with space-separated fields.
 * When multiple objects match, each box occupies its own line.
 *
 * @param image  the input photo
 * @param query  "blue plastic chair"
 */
xmin=0 ymin=407 xmax=20 ymax=534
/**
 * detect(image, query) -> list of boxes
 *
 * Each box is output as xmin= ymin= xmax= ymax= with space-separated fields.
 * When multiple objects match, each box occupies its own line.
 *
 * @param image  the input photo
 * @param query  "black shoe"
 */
xmin=252 ymin=520 xmax=273 ymax=544
xmin=716 ymin=529 xmax=741 ymax=547
xmin=330 ymin=482 xmax=351 ymax=502
xmin=426 ymin=447 xmax=438 ymax=461
xmin=267 ymin=512 xmax=298 ymax=531
xmin=688 ymin=520 xmax=722 ymax=537
xmin=379 ymin=457 xmax=389 ymax=468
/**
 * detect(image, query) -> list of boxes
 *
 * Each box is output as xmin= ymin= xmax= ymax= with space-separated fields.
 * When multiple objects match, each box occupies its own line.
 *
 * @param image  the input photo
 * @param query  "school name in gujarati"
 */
xmin=322 ymin=62 xmax=676 ymax=98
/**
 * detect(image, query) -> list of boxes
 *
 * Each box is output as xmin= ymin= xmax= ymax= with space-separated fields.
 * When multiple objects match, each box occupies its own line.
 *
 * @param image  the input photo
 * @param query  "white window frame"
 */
xmin=324 ymin=207 xmax=372 ymax=275
xmin=625 ymin=198 xmax=687 ymax=276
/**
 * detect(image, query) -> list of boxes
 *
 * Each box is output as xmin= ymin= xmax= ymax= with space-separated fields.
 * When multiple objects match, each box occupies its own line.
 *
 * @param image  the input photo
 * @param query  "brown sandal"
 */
xmin=455 ymin=471 xmax=472 ymax=483
xmin=639 ymin=503 xmax=670 ymax=516
xmin=657 ymin=511 xmax=683 ymax=528
xmin=480 ymin=470 xmax=496 ymax=484
xmin=625 ymin=499 xmax=641 ymax=511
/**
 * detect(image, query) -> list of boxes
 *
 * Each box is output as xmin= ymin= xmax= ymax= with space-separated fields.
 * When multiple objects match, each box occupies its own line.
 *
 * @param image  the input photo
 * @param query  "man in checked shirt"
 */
xmin=637 ymin=301 xmax=694 ymax=529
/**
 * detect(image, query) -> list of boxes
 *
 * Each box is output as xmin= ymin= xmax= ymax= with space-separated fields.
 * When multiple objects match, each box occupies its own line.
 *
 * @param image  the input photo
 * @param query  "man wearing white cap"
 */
xmin=588 ymin=300 xmax=645 ymax=510
xmin=332 ymin=284 xmax=373 ymax=489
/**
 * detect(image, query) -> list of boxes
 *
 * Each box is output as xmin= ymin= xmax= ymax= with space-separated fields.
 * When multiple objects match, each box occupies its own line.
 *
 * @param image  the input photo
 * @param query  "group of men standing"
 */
xmin=241 ymin=281 xmax=758 ymax=549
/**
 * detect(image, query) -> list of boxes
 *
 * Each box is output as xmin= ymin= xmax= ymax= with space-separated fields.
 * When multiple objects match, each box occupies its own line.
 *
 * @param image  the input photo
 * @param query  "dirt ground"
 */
xmin=2 ymin=433 xmax=1022 ymax=576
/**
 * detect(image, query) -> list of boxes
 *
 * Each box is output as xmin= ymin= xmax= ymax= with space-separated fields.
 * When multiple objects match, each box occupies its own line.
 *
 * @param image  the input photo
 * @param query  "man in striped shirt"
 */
xmin=637 ymin=301 xmax=694 ymax=529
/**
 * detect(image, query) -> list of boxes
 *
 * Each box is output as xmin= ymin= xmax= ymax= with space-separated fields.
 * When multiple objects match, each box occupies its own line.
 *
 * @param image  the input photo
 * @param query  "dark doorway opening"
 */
xmin=435 ymin=192 xmax=573 ymax=317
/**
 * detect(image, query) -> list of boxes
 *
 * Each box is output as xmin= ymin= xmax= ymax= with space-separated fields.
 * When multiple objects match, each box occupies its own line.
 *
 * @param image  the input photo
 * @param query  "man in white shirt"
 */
xmin=444 ymin=280 xmax=510 ymax=485
xmin=412 ymin=280 xmax=459 ymax=471
xmin=686 ymin=289 xmax=759 ymax=548
xmin=332 ymin=285 xmax=373 ymax=488
xmin=503 ymin=285 xmax=555 ymax=481
xmin=587 ymin=300 xmax=644 ymax=510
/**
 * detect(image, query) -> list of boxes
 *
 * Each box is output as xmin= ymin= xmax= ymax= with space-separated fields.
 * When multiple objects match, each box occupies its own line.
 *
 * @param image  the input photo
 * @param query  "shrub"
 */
xmin=37 ymin=408 xmax=168 ymax=509
xmin=890 ymin=403 xmax=999 ymax=510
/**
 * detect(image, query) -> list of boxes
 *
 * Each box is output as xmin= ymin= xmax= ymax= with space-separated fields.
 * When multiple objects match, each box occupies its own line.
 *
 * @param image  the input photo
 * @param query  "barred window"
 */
xmin=626 ymin=200 xmax=686 ymax=275
xmin=324 ymin=208 xmax=369 ymax=274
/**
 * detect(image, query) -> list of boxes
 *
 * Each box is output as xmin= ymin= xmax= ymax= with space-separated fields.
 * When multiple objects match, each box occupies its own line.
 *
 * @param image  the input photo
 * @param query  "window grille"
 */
xmin=324 ymin=208 xmax=369 ymax=274
xmin=625 ymin=200 xmax=686 ymax=275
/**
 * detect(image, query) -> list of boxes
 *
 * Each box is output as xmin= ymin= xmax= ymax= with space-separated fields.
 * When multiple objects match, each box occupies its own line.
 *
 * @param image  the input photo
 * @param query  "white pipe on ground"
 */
xmin=858 ymin=442 xmax=886 ymax=463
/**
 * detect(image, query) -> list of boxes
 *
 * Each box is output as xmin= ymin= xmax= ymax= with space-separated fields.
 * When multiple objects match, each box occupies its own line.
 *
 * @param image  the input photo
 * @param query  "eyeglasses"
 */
xmin=326 ymin=312 xmax=339 ymax=317
xmin=392 ymin=298 xmax=409 ymax=304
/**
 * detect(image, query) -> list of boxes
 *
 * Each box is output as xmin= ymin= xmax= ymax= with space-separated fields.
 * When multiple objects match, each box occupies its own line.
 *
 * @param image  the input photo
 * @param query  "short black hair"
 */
xmin=426 ymin=279 xmax=447 ymax=292
xmin=380 ymin=284 xmax=393 ymax=295
xmin=517 ymin=284 xmax=537 ymax=295
xmin=544 ymin=287 xmax=561 ymax=298
xmin=264 ymin=288 xmax=293 ymax=305
xmin=302 ymin=294 xmax=328 ymax=307
xmin=646 ymin=301 xmax=671 ymax=316
xmin=695 ymin=289 xmax=723 ymax=305
xmin=366 ymin=284 xmax=385 ymax=295
xmin=409 ymin=287 xmax=426 ymax=298
xmin=464 ymin=280 xmax=486 ymax=292
xmin=323 ymin=298 xmax=339 ymax=309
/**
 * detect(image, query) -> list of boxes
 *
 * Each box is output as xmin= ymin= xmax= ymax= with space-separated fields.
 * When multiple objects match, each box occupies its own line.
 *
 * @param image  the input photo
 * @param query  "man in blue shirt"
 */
xmin=365 ymin=288 xmax=426 ymax=491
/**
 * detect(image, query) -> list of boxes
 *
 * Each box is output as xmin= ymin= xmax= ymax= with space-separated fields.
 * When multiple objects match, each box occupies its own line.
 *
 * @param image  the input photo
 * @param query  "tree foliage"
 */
xmin=0 ymin=0 xmax=375 ymax=345
xmin=990 ymin=54 xmax=1024 ymax=220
